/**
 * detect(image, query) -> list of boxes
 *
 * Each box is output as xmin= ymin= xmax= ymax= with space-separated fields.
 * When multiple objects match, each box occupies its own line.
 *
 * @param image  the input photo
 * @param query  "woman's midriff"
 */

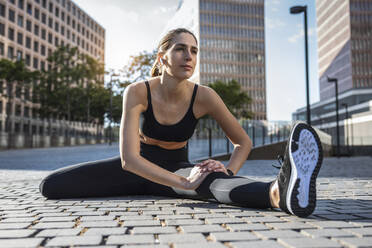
xmin=139 ymin=129 xmax=187 ymax=150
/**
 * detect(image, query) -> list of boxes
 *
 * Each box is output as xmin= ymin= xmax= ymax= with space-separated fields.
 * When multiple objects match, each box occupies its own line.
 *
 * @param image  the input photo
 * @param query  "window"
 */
xmin=48 ymin=32 xmax=52 ymax=43
xmin=9 ymin=0 xmax=15 ymax=4
xmin=72 ymin=19 xmax=75 ymax=29
xmin=67 ymin=15 xmax=70 ymax=25
xmin=8 ymin=27 xmax=14 ymax=40
xmin=17 ymin=14 xmax=23 ymax=27
xmin=9 ymin=9 xmax=15 ymax=22
xmin=42 ymin=0 xmax=46 ymax=8
xmin=0 ymin=42 xmax=4 ymax=55
xmin=0 ymin=3 xmax=5 ymax=17
xmin=61 ymin=25 xmax=64 ymax=35
xmin=67 ymin=29 xmax=70 ymax=39
xmin=25 ymin=54 xmax=30 ymax=65
xmin=54 ymin=22 xmax=59 ymax=32
xmin=16 ymin=50 xmax=22 ymax=60
xmin=49 ymin=2 xmax=53 ymax=12
xmin=72 ymin=33 xmax=75 ymax=42
xmin=34 ymin=24 xmax=39 ymax=36
xmin=61 ymin=11 xmax=65 ymax=21
xmin=55 ymin=7 xmax=59 ymax=17
xmin=41 ymin=12 xmax=46 ymax=24
xmin=18 ymin=0 xmax=24 ymax=9
xmin=41 ymin=44 xmax=45 ymax=55
xmin=26 ymin=36 xmax=31 ymax=48
xmin=26 ymin=19 xmax=32 ymax=31
xmin=8 ymin=46 xmax=14 ymax=59
xmin=41 ymin=28 xmax=46 ymax=39
xmin=34 ymin=41 xmax=38 ymax=52
xmin=27 ymin=3 xmax=32 ymax=15
xmin=77 ymin=23 xmax=80 ymax=33
xmin=33 ymin=57 xmax=38 ymax=69
xmin=17 ymin=32 xmax=23 ymax=45
xmin=48 ymin=17 xmax=52 ymax=28
xmin=54 ymin=37 xmax=58 ymax=46
xmin=34 ymin=8 xmax=40 ymax=19
xmin=67 ymin=1 xmax=70 ymax=11
xmin=40 ymin=61 xmax=45 ymax=70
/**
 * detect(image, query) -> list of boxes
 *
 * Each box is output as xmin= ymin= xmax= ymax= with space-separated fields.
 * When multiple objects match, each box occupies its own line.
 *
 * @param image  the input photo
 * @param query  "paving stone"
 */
xmin=80 ymin=215 xmax=116 ymax=221
xmin=210 ymin=231 xmax=259 ymax=241
xmin=0 ymin=238 xmax=44 ymax=248
xmin=226 ymin=223 xmax=270 ymax=231
xmin=31 ymin=221 xmax=75 ymax=229
xmin=156 ymin=215 xmax=192 ymax=220
xmin=335 ymin=237 xmax=372 ymax=248
xmin=0 ymin=229 xmax=36 ymax=238
xmin=267 ymin=222 xmax=316 ymax=230
xmin=242 ymin=216 xmax=285 ymax=223
xmin=343 ymin=227 xmax=372 ymax=237
xmin=46 ymin=236 xmax=102 ymax=247
xmin=254 ymin=230 xmax=305 ymax=239
xmin=278 ymin=237 xmax=342 ymax=248
xmin=0 ymin=222 xmax=31 ymax=229
xmin=205 ymin=217 xmax=245 ymax=224
xmin=119 ymin=245 xmax=168 ymax=248
xmin=36 ymin=228 xmax=82 ymax=237
xmin=39 ymin=216 xmax=77 ymax=222
xmin=181 ymin=224 xmax=226 ymax=233
xmin=79 ymin=220 xmax=119 ymax=228
xmin=301 ymin=228 xmax=356 ymax=238
xmin=132 ymin=226 xmax=178 ymax=234
xmin=174 ymin=243 xmax=226 ymax=248
xmin=308 ymin=220 xmax=358 ymax=229
xmin=230 ymin=240 xmax=284 ymax=248
xmin=165 ymin=219 xmax=204 ymax=225
xmin=119 ymin=215 xmax=155 ymax=220
xmin=0 ymin=217 xmax=38 ymax=223
xmin=123 ymin=220 xmax=161 ymax=227
xmin=158 ymin=233 xmax=207 ymax=243
xmin=107 ymin=234 xmax=155 ymax=245
xmin=84 ymin=227 xmax=127 ymax=236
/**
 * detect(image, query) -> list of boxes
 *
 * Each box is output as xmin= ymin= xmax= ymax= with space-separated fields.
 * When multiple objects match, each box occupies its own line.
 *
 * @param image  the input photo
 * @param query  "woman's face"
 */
xmin=161 ymin=32 xmax=198 ymax=80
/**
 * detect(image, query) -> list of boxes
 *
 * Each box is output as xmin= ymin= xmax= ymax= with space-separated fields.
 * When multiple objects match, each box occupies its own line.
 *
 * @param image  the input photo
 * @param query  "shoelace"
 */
xmin=271 ymin=155 xmax=284 ymax=169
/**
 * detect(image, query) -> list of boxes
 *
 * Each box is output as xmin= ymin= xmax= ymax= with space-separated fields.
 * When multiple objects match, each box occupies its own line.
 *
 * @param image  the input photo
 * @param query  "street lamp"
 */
xmin=108 ymin=72 xmax=120 ymax=145
xmin=290 ymin=5 xmax=311 ymax=125
xmin=327 ymin=76 xmax=340 ymax=157
xmin=341 ymin=103 xmax=350 ymax=155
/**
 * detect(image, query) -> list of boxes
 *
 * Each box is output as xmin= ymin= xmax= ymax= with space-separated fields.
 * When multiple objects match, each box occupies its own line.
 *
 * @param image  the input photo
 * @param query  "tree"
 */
xmin=208 ymin=79 xmax=253 ymax=119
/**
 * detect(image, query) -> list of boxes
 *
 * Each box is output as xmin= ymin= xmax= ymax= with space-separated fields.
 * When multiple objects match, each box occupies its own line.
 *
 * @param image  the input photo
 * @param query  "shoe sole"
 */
xmin=286 ymin=122 xmax=323 ymax=217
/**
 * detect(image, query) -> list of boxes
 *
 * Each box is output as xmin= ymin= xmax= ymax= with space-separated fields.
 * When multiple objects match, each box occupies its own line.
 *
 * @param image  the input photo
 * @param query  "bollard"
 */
xmin=208 ymin=128 xmax=212 ymax=157
xmin=262 ymin=126 xmax=265 ymax=145
xmin=226 ymin=136 xmax=229 ymax=153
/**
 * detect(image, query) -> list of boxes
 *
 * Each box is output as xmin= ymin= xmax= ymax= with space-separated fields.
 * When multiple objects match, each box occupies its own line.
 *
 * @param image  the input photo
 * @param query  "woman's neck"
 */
xmin=158 ymin=72 xmax=188 ymax=102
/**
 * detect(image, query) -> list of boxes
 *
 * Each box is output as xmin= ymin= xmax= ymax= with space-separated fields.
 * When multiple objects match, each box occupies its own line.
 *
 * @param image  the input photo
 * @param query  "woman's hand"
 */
xmin=183 ymin=166 xmax=211 ymax=190
xmin=195 ymin=159 xmax=228 ymax=175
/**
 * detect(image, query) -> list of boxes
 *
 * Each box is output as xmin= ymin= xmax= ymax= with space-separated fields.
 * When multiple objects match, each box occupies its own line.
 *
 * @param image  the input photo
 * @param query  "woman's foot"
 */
xmin=274 ymin=122 xmax=323 ymax=217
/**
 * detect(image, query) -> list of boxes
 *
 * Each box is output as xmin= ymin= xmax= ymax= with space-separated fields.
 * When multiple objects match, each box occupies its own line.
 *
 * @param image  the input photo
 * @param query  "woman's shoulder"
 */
xmin=123 ymin=81 xmax=149 ymax=110
xmin=194 ymin=83 xmax=218 ymax=103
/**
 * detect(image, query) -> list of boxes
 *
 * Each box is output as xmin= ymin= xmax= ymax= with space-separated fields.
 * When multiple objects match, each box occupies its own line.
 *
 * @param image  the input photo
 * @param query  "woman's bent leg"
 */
xmin=40 ymin=156 xmax=147 ymax=199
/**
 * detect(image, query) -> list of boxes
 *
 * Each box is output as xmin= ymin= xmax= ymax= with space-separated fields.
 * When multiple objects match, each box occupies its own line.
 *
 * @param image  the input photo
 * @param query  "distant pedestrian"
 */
xmin=40 ymin=28 xmax=323 ymax=217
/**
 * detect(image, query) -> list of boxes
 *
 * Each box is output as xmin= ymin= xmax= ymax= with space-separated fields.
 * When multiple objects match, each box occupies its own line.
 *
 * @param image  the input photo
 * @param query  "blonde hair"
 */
xmin=151 ymin=28 xmax=198 ymax=77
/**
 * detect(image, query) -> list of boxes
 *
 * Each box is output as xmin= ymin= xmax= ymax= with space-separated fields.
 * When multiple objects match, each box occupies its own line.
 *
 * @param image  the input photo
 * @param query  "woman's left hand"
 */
xmin=195 ymin=159 xmax=228 ymax=175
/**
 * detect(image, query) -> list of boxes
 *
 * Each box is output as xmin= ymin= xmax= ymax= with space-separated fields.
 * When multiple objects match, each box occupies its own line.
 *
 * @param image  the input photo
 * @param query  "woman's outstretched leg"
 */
xmin=40 ymin=156 xmax=148 ymax=199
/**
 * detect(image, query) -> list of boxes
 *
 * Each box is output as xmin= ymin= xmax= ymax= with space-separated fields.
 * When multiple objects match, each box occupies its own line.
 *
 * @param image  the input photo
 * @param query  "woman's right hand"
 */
xmin=183 ymin=166 xmax=211 ymax=190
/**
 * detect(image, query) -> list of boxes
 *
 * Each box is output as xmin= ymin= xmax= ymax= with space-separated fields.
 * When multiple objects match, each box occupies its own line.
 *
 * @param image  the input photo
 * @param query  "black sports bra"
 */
xmin=140 ymin=81 xmax=199 ymax=142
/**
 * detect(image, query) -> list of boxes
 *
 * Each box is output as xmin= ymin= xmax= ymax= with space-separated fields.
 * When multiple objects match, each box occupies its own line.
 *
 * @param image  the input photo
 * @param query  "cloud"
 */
xmin=265 ymin=17 xmax=286 ymax=29
xmin=153 ymin=6 xmax=177 ymax=15
xmin=288 ymin=27 xmax=315 ymax=43
xmin=271 ymin=7 xmax=279 ymax=12
xmin=270 ymin=0 xmax=280 ymax=4
xmin=127 ymin=11 xmax=139 ymax=23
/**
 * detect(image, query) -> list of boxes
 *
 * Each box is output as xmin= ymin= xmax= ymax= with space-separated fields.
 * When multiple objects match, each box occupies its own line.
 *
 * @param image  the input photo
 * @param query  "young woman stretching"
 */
xmin=40 ymin=28 xmax=323 ymax=218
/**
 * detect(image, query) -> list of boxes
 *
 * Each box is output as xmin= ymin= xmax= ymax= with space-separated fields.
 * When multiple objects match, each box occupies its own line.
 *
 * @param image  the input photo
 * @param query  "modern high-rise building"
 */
xmin=161 ymin=0 xmax=266 ymax=120
xmin=0 ymin=0 xmax=105 ymax=134
xmin=293 ymin=0 xmax=372 ymax=149
xmin=317 ymin=0 xmax=372 ymax=100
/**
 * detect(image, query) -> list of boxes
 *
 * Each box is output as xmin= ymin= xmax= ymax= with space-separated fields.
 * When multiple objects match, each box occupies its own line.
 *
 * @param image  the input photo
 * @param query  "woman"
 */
xmin=40 ymin=28 xmax=323 ymax=218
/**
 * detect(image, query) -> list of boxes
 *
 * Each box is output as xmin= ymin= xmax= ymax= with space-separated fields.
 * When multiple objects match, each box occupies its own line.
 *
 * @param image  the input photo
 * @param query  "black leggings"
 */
xmin=40 ymin=143 xmax=272 ymax=209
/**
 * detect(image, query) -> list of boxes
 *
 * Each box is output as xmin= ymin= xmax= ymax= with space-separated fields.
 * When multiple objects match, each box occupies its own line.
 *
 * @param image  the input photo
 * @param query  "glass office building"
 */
xmin=162 ymin=0 xmax=266 ymax=120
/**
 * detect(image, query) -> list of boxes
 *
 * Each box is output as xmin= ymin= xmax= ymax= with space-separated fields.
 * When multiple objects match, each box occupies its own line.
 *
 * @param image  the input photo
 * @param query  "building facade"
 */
xmin=0 ymin=0 xmax=105 ymax=147
xmin=293 ymin=0 xmax=372 ymax=148
xmin=161 ymin=0 xmax=267 ymax=120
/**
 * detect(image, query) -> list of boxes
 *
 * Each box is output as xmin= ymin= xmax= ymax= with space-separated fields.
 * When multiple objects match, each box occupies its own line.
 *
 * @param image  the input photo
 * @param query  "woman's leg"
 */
xmin=39 ymin=156 xmax=148 ymax=199
xmin=144 ymin=161 xmax=272 ymax=209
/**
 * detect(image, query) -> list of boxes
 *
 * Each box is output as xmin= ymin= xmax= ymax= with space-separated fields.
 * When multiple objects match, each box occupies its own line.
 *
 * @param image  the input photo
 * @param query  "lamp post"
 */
xmin=290 ymin=5 xmax=311 ymax=125
xmin=327 ymin=76 xmax=340 ymax=157
xmin=108 ymin=72 xmax=119 ymax=145
xmin=341 ymin=103 xmax=349 ymax=155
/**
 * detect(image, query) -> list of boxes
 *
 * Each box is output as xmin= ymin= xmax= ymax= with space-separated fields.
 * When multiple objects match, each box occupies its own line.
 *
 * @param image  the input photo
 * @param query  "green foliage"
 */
xmin=208 ymin=79 xmax=253 ymax=119
xmin=121 ymin=50 xmax=156 ymax=84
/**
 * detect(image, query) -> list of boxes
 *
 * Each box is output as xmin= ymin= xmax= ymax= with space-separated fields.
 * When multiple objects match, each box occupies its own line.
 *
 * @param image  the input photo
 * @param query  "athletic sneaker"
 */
xmin=276 ymin=122 xmax=323 ymax=217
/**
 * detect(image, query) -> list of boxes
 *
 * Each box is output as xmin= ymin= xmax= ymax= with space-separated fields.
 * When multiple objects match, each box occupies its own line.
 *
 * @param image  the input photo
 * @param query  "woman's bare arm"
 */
xmin=119 ymin=82 xmax=208 ymax=190
xmin=200 ymin=86 xmax=252 ymax=175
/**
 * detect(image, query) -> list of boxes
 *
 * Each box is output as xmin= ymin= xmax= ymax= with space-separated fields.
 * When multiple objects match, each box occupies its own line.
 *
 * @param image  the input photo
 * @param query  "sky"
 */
xmin=73 ymin=0 xmax=319 ymax=121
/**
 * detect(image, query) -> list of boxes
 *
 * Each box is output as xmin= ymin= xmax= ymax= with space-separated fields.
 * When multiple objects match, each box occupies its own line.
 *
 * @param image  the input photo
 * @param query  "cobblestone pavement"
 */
xmin=1 ymin=146 xmax=372 ymax=247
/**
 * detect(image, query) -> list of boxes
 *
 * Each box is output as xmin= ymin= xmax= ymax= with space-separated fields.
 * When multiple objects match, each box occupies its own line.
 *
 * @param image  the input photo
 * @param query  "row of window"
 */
xmin=353 ymin=65 xmax=372 ymax=76
xmin=200 ymin=38 xmax=264 ymax=51
xmin=350 ymin=1 xmax=372 ymax=12
xmin=201 ymin=49 xmax=264 ymax=63
xmin=350 ymin=13 xmax=372 ymax=24
xmin=200 ymin=24 xmax=264 ymax=39
xmin=200 ymin=62 xmax=265 ymax=76
xmin=351 ymin=38 xmax=372 ymax=50
xmin=200 ymin=13 xmax=264 ymax=27
xmin=200 ymin=1 xmax=264 ymax=15
xmin=6 ymin=0 xmax=104 ymax=36
xmin=354 ymin=78 xmax=372 ymax=88
xmin=1 ymin=4 xmax=104 ymax=49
